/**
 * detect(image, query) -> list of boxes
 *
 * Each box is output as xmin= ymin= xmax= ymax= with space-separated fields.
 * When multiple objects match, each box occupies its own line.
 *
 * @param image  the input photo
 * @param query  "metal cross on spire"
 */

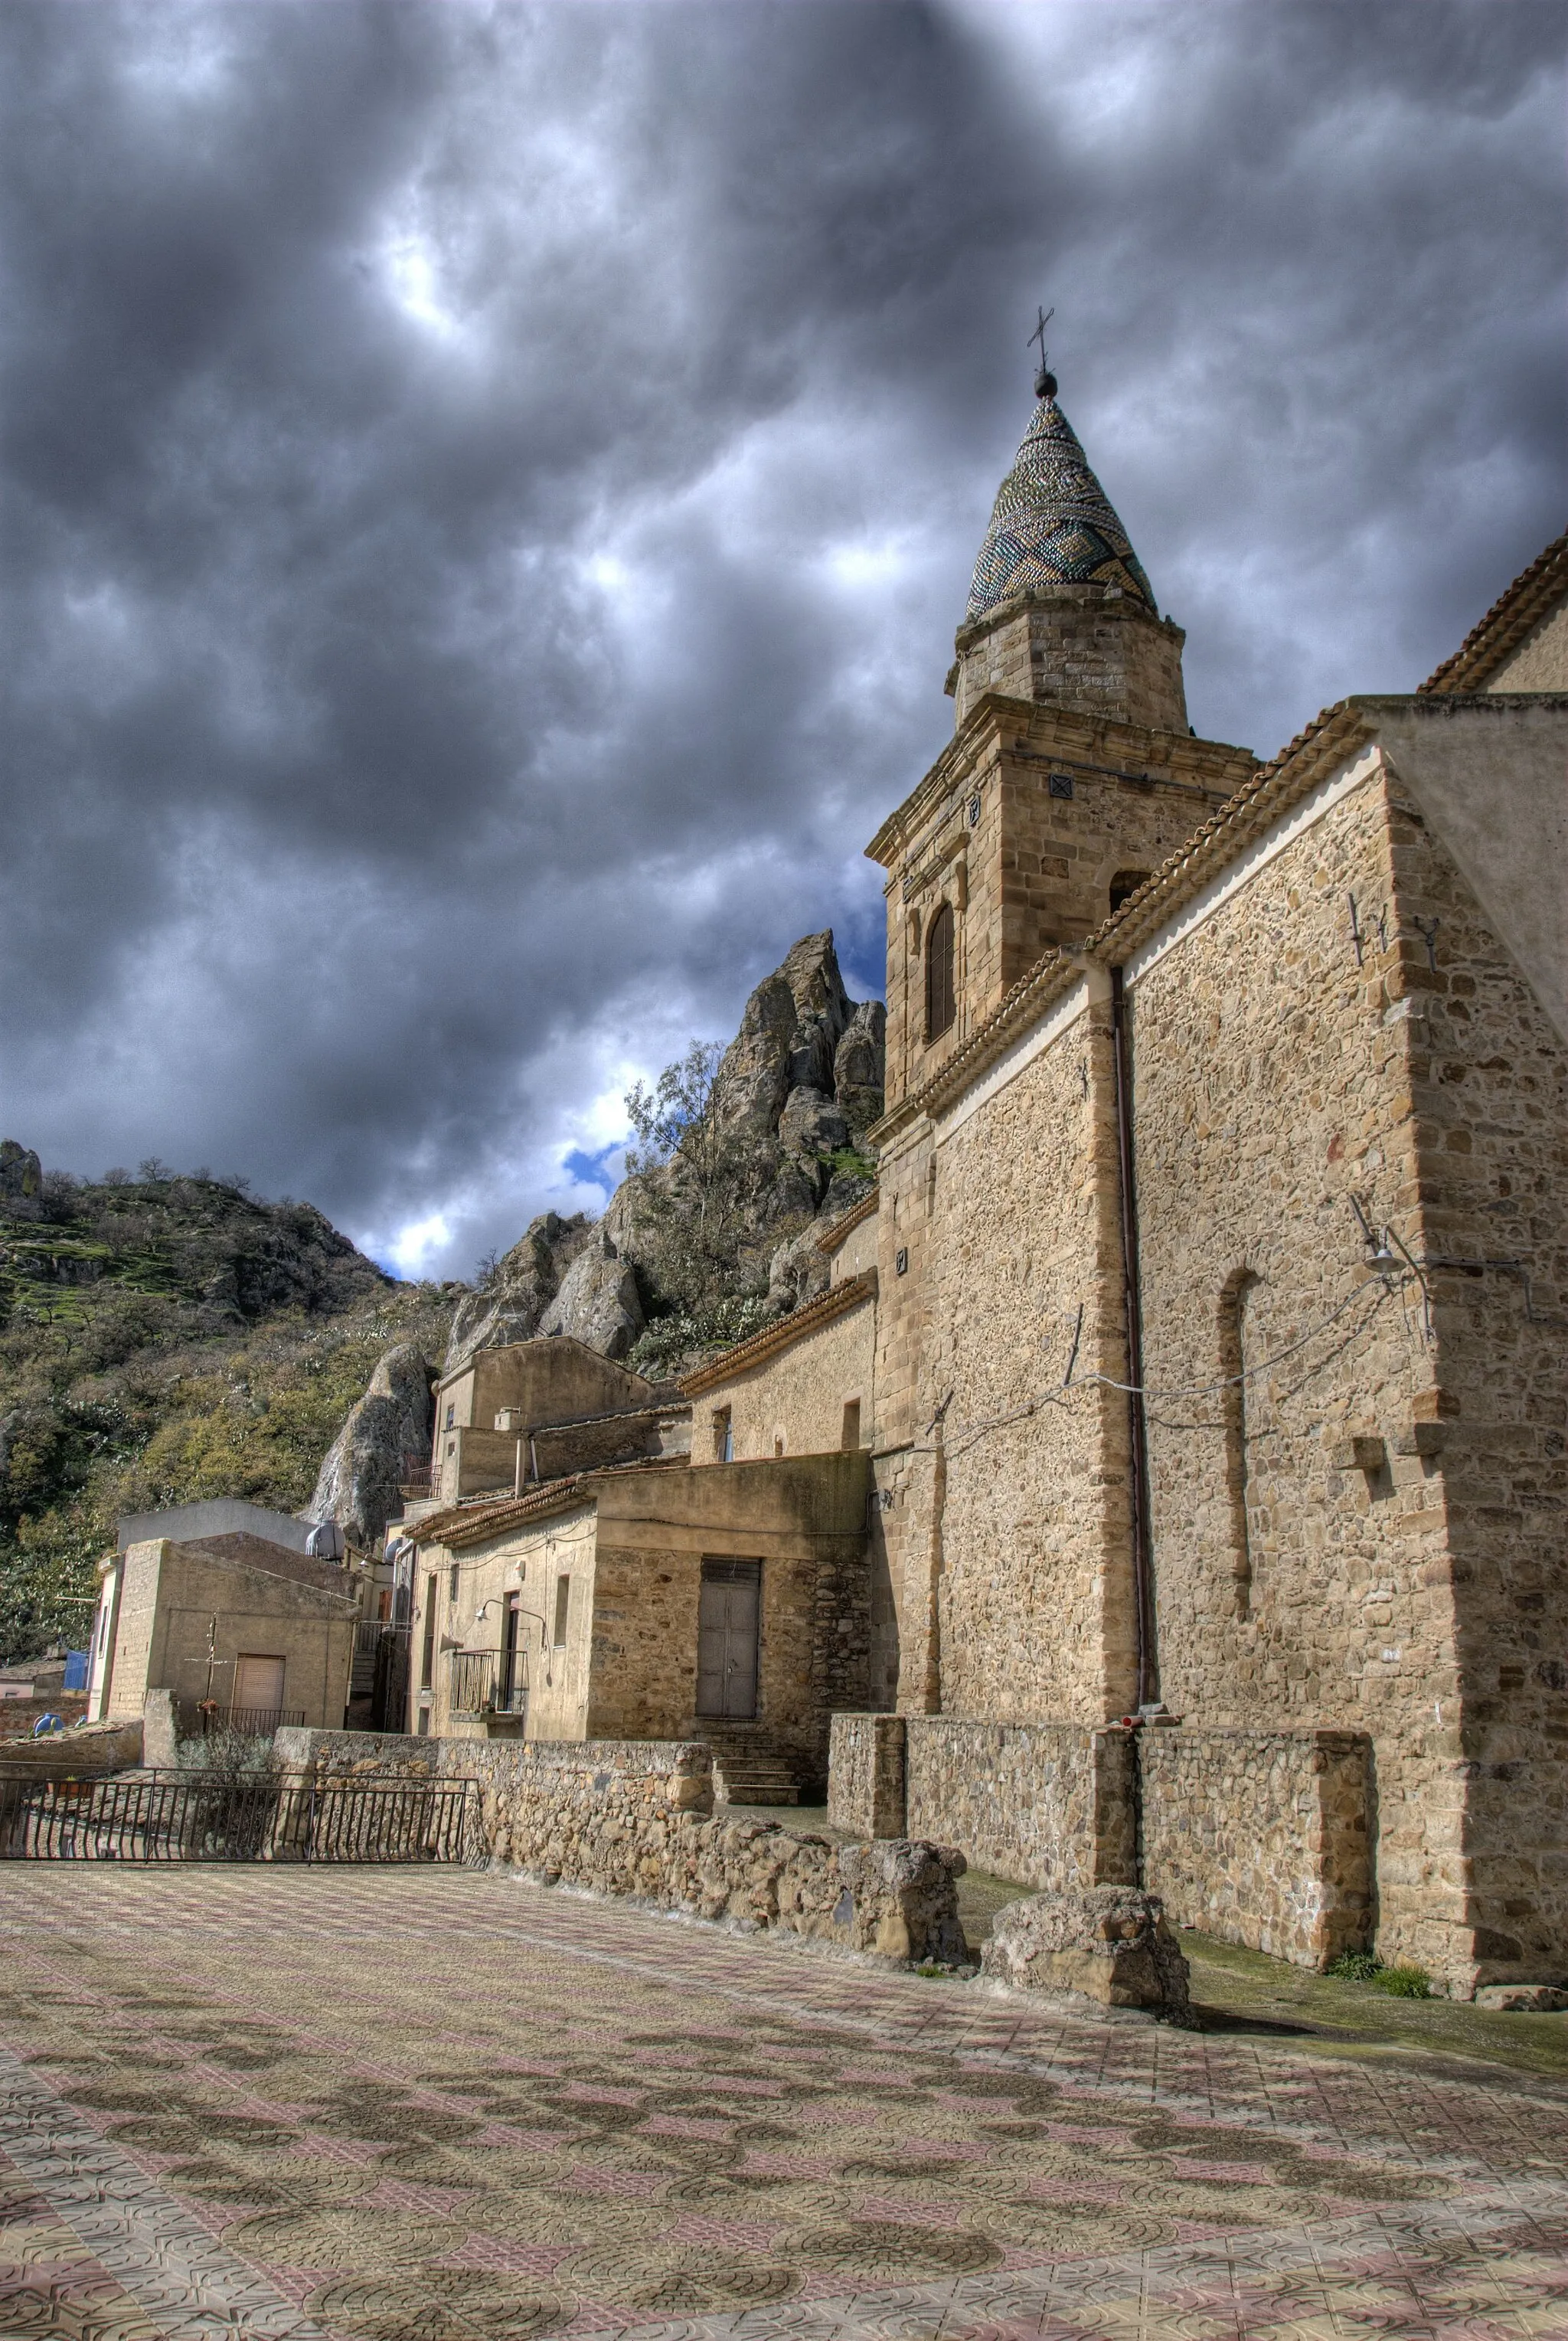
xmin=1028 ymin=305 xmax=1057 ymax=398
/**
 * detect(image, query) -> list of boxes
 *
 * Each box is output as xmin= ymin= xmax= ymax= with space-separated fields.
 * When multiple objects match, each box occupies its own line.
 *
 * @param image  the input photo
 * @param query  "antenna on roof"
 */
xmin=1028 ymin=305 xmax=1057 ymax=400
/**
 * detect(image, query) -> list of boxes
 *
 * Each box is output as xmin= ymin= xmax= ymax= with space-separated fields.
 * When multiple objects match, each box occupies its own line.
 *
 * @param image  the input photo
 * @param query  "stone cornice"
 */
xmin=865 ymin=694 xmax=1256 ymax=878
xmin=1420 ymin=531 xmax=1568 ymax=695
xmin=870 ymin=700 xmax=1372 ymax=1149
xmin=865 ymin=716 xmax=1000 ymax=871
xmin=678 ymin=1271 xmax=877 ymax=1398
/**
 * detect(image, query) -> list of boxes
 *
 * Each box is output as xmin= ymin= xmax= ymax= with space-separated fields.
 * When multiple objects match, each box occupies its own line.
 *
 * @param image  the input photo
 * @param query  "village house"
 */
xmin=389 ymin=361 xmax=1566 ymax=1996
xmin=88 ymin=1499 xmax=361 ymax=1740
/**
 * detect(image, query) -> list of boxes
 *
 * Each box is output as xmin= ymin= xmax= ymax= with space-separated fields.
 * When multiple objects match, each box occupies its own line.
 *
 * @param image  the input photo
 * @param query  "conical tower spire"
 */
xmin=967 ymin=384 xmax=1155 ymax=623
xmin=949 ymin=347 xmax=1186 ymax=736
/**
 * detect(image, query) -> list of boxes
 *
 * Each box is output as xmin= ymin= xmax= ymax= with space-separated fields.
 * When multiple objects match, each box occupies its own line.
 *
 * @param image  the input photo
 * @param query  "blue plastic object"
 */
xmin=63 ymin=1650 xmax=89 ymax=1692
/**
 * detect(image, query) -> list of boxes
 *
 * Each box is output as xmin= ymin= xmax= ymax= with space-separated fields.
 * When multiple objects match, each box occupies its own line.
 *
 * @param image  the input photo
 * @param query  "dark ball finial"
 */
xmin=1034 ymin=365 xmax=1057 ymax=401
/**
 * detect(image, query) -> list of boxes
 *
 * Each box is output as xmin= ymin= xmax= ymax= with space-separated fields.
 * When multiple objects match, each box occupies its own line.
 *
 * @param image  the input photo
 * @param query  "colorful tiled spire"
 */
xmin=966 ymin=391 xmax=1155 ymax=623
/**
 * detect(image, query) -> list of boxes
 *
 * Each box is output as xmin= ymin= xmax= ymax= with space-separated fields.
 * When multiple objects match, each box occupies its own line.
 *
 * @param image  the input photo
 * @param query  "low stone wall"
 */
xmin=828 ymin=1714 xmax=907 ymax=1837
xmin=902 ymin=1718 xmax=1137 ymax=1890
xmin=0 ymin=1721 xmax=142 ymax=1780
xmin=1139 ymin=1727 xmax=1373 ymax=1968
xmin=275 ymin=1729 xmax=967 ymax=1965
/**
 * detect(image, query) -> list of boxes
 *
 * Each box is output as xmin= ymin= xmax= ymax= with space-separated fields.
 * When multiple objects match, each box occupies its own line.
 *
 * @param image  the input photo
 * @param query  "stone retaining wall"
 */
xmin=830 ymin=1715 xmax=1138 ymax=1891
xmin=275 ymin=1729 xmax=967 ymax=1965
xmin=1138 ymin=1726 xmax=1374 ymax=1967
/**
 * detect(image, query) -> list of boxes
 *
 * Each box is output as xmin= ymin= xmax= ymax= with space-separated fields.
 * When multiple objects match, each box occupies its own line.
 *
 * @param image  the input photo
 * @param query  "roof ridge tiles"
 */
xmin=1420 ymin=531 xmax=1568 ymax=695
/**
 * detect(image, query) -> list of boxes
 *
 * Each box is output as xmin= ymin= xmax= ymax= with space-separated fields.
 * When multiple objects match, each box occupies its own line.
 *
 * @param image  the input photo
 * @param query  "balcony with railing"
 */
xmin=447 ymin=1649 xmax=528 ymax=1725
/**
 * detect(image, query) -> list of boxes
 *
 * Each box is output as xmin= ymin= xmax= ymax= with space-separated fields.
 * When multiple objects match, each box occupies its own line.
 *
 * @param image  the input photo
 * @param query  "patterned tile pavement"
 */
xmin=3 ymin=1868 xmax=1568 ymax=2340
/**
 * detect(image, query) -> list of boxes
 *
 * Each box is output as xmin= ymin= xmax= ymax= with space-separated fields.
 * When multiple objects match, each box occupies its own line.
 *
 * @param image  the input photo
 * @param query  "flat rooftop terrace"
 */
xmin=2 ymin=1867 xmax=1567 ymax=2340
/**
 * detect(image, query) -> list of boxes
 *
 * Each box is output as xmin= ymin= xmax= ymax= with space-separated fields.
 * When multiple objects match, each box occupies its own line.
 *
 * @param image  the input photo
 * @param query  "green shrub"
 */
xmin=1324 ymin=1949 xmax=1432 ymax=1998
xmin=1372 ymin=1964 xmax=1432 ymax=1999
xmin=1325 ymin=1950 xmax=1383 ymax=1982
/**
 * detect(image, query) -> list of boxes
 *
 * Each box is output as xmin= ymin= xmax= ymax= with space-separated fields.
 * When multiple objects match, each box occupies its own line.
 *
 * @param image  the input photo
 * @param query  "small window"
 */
xmin=841 ymin=1400 xmax=861 ymax=1451
xmin=773 ymin=1434 xmax=785 ymax=1459
xmin=1109 ymin=868 xmax=1151 ymax=914
xmin=553 ymin=1574 xmax=571 ymax=1649
xmin=444 ymin=1403 xmax=455 ymax=1430
xmin=712 ymin=1407 xmax=733 ymax=1463
xmin=926 ymin=902 xmax=956 ymax=1040
xmin=449 ymin=1563 xmax=459 ymax=1604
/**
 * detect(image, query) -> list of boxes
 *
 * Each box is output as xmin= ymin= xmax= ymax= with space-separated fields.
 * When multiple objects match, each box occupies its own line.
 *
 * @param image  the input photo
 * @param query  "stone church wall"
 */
xmin=920 ymin=987 xmax=1135 ymax=1722
xmin=1124 ymin=754 xmax=1470 ymax=1981
xmin=1390 ymin=776 xmax=1568 ymax=1986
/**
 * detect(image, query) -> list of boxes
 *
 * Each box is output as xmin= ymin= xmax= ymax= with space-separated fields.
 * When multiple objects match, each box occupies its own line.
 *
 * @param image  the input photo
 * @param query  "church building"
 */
xmin=688 ymin=360 xmax=1568 ymax=1998
xmin=400 ymin=354 xmax=1566 ymax=1999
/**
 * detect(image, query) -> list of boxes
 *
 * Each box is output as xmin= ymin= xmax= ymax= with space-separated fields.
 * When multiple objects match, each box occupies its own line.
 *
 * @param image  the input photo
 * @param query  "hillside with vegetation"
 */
xmin=0 ymin=1147 xmax=452 ymax=1663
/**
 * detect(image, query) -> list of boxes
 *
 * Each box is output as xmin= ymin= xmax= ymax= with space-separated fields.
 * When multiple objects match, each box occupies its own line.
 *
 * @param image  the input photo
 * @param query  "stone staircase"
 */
xmin=697 ymin=1725 xmax=807 ymax=1806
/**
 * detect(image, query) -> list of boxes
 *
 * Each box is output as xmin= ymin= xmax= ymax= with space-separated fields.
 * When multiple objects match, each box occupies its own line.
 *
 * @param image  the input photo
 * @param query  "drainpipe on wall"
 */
xmin=1110 ymin=966 xmax=1159 ymax=1716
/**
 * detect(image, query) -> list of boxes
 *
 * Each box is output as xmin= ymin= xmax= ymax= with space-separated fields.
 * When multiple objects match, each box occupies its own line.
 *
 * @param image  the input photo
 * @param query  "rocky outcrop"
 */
xmin=307 ymin=1342 xmax=435 ymax=1551
xmin=834 ymin=1000 xmax=887 ymax=1133
xmin=436 ymin=933 xmax=884 ymax=1391
xmin=982 ymin=1885 xmax=1191 ymax=2012
xmin=766 ymin=1222 xmax=832 ymax=1314
xmin=443 ymin=1211 xmax=593 ymax=1375
xmin=537 ymin=1230 xmax=644 ymax=1360
xmin=714 ymin=931 xmax=867 ymax=1143
xmin=0 ymin=1142 xmax=44 ymax=1221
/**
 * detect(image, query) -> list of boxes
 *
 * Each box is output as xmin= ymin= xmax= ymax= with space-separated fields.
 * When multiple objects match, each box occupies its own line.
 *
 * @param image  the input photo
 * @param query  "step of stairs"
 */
xmin=697 ymin=1728 xmax=806 ymax=1807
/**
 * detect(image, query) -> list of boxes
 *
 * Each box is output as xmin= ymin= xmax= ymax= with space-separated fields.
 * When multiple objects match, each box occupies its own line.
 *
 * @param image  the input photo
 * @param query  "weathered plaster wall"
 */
xmin=410 ymin=1459 xmax=871 ymax=1789
xmin=1139 ymin=1727 xmax=1374 ymax=1967
xmin=105 ymin=1538 xmax=358 ymax=1731
xmin=691 ymin=1295 xmax=874 ymax=1463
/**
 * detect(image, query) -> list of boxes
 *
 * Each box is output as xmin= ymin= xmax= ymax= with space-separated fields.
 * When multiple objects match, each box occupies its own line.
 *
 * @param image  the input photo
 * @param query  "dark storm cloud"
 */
xmin=2 ymin=2 xmax=1562 ymax=1273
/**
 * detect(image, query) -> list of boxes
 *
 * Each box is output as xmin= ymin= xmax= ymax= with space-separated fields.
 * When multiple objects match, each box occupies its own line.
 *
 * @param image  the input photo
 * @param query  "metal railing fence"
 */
xmin=0 ymin=1772 xmax=473 ymax=1865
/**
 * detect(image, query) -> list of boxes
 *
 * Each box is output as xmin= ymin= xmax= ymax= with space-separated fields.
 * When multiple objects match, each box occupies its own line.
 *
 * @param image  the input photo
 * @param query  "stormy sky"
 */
xmin=2 ymin=3 xmax=1563 ymax=1281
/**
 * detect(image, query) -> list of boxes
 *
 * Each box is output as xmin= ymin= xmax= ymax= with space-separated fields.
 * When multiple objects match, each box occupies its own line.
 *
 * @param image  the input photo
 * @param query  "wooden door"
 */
xmin=232 ymin=1654 xmax=286 ymax=1716
xmin=696 ymin=1561 xmax=760 ymax=1720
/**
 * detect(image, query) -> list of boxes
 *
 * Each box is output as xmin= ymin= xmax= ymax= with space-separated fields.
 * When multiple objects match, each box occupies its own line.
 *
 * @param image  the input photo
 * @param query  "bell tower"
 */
xmin=870 ymin=344 xmax=1256 ymax=1114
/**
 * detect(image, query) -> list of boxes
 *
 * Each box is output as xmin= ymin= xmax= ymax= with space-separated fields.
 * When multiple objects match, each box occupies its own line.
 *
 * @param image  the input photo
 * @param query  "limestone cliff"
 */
xmin=443 ymin=930 xmax=884 ymax=1385
xmin=306 ymin=1342 xmax=436 ymax=1551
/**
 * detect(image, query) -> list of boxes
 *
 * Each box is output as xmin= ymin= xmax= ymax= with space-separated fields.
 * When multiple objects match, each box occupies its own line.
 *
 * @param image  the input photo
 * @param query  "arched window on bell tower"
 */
xmin=926 ymin=902 xmax=956 ymax=1041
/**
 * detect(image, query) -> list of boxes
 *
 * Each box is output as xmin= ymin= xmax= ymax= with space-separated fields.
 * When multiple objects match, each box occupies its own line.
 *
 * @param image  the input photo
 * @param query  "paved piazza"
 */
xmin=3 ymin=1872 xmax=1568 ymax=2340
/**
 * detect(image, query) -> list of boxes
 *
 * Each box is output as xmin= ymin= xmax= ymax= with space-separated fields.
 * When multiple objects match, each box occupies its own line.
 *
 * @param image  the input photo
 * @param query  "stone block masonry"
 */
xmin=1138 ymin=1727 xmax=1374 ymax=1967
xmin=827 ymin=1712 xmax=1372 ymax=1973
xmin=276 ymin=1728 xmax=968 ymax=1964
xmin=883 ymin=1717 xmax=1137 ymax=1891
